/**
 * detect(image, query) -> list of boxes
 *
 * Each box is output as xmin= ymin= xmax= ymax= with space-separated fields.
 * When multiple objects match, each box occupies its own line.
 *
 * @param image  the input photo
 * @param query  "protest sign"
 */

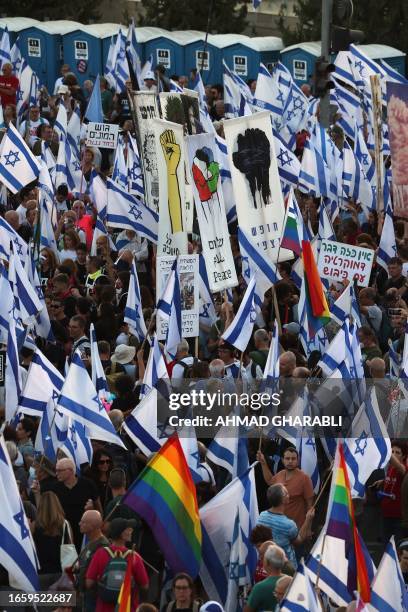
xmin=387 ymin=82 xmax=408 ymax=219
xmin=86 ymin=123 xmax=119 ymax=149
xmin=156 ymin=255 xmax=199 ymax=339
xmin=132 ymin=91 xmax=160 ymax=211
xmin=318 ymin=240 xmax=374 ymax=287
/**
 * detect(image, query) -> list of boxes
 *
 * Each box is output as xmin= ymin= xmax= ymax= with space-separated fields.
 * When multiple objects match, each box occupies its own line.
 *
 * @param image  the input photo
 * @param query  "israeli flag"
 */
xmin=58 ymin=352 xmax=126 ymax=448
xmin=124 ymin=258 xmax=147 ymax=342
xmin=112 ymin=135 xmax=128 ymax=189
xmin=140 ymin=334 xmax=169 ymax=399
xmin=238 ymin=227 xmax=280 ymax=308
xmin=67 ymin=104 xmax=81 ymax=156
xmin=0 ymin=123 xmax=40 ymax=193
xmin=0 ymin=216 xmax=28 ymax=261
xmin=26 ymin=256 xmax=54 ymax=343
xmin=331 ymin=284 xmax=361 ymax=327
xmin=16 ymin=59 xmax=34 ymax=123
xmin=126 ymin=19 xmax=142 ymax=89
xmin=280 ymin=561 xmax=321 ymax=611
xmin=253 ymin=63 xmax=283 ymax=119
xmin=128 ymin=134 xmax=145 ymax=201
xmin=165 ymin=261 xmax=182 ymax=361
xmin=343 ymin=387 xmax=391 ymax=498
xmin=61 ymin=419 xmax=93 ymax=473
xmin=222 ymin=275 xmax=257 ymax=352
xmin=0 ymin=435 xmax=39 ymax=591
xmin=379 ymin=59 xmax=408 ymax=84
xmin=298 ymin=139 xmax=337 ymax=202
xmin=207 ymin=407 xmax=249 ymax=478
xmin=342 ymin=141 xmax=375 ymax=210
xmin=377 ymin=204 xmax=397 ymax=271
xmin=5 ymin=317 xmax=22 ymax=423
xmin=105 ymin=38 xmax=117 ymax=90
xmin=198 ymin=255 xmax=217 ymax=329
xmin=225 ymin=508 xmax=253 ymax=611
xmin=106 ymin=178 xmax=158 ymax=243
xmin=90 ymin=323 xmax=109 ymax=400
xmin=354 ymin=123 xmax=376 ymax=187
xmin=0 ymin=263 xmax=15 ymax=345
xmin=54 ymin=102 xmax=68 ymax=140
xmin=273 ymin=129 xmax=301 ymax=187
xmin=370 ymin=536 xmax=408 ymax=612
xmin=39 ymin=197 xmax=59 ymax=259
xmin=262 ymin=319 xmax=280 ymax=392
xmin=0 ymin=26 xmax=11 ymax=69
xmin=192 ymin=71 xmax=215 ymax=134
xmin=331 ymin=78 xmax=361 ymax=140
xmin=10 ymin=39 xmax=22 ymax=75
xmin=200 ymin=465 xmax=258 ymax=607
xmin=123 ymin=388 xmax=162 ymax=457
xmin=8 ymin=246 xmax=43 ymax=325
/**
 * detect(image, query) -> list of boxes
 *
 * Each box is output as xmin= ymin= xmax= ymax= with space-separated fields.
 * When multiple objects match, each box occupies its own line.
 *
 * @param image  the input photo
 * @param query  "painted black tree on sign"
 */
xmin=232 ymin=128 xmax=271 ymax=209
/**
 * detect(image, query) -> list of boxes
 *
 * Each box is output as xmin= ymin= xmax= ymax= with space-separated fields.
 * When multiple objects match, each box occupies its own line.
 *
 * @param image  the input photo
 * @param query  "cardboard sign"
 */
xmin=293 ymin=59 xmax=307 ymax=81
xmin=28 ymin=38 xmax=41 ymax=58
xmin=318 ymin=240 xmax=374 ymax=287
xmin=86 ymin=122 xmax=119 ymax=150
xmin=74 ymin=41 xmax=88 ymax=60
xmin=156 ymin=255 xmax=199 ymax=339
xmin=233 ymin=55 xmax=247 ymax=76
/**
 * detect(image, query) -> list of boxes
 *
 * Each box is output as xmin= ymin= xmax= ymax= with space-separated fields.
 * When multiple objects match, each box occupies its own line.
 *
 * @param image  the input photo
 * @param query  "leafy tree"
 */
xmin=138 ymin=0 xmax=247 ymax=34
xmin=279 ymin=0 xmax=408 ymax=54
xmin=6 ymin=0 xmax=100 ymax=23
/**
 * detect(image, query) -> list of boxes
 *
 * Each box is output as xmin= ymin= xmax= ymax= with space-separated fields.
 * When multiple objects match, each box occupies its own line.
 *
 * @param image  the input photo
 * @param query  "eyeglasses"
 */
xmin=98 ymin=459 xmax=112 ymax=465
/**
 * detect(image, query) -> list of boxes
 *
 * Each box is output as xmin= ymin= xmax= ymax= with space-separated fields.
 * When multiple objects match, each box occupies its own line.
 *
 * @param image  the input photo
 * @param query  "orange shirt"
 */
xmin=270 ymin=468 xmax=314 ymax=528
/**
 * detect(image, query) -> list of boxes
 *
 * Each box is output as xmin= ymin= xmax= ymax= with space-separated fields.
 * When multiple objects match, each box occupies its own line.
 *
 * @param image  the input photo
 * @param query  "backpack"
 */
xmin=176 ymin=358 xmax=196 ymax=379
xmin=97 ymin=547 xmax=133 ymax=603
xmin=166 ymin=600 xmax=201 ymax=612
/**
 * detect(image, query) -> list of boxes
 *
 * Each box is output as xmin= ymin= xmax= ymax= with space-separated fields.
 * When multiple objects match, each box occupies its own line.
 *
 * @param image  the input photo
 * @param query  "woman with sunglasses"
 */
xmin=86 ymin=448 xmax=114 ymax=508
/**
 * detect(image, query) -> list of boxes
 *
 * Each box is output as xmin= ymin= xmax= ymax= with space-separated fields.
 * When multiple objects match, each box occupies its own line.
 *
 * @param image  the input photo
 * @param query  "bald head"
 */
xmin=5 ymin=210 xmax=20 ymax=231
xmin=209 ymin=359 xmax=225 ymax=378
xmin=280 ymin=351 xmax=296 ymax=377
xmin=79 ymin=510 xmax=103 ymax=535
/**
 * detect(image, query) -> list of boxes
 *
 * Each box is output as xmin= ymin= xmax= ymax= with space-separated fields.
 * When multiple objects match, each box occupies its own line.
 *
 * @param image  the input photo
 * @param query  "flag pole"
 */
xmin=200 ymin=0 xmax=214 ymax=76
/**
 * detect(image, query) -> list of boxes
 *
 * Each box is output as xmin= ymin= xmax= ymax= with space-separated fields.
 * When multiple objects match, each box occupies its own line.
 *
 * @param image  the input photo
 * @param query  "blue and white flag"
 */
xmin=141 ymin=334 xmax=169 ymax=399
xmin=90 ymin=323 xmax=109 ymax=400
xmin=19 ymin=349 xmax=63 ymax=417
xmin=54 ymin=102 xmax=68 ymax=140
xmin=0 ymin=263 xmax=15 ymax=345
xmin=10 ymin=39 xmax=22 ymax=76
xmin=85 ymin=74 xmax=103 ymax=123
xmin=273 ymin=129 xmax=301 ymax=187
xmin=61 ymin=418 xmax=93 ymax=473
xmin=198 ymin=255 xmax=217 ymax=329
xmin=58 ymin=352 xmax=126 ymax=448
xmin=8 ymin=246 xmax=43 ymax=324
xmin=163 ymin=260 xmax=182 ymax=360
xmin=342 ymin=141 xmax=375 ymax=210
xmin=0 ymin=216 xmax=28 ymax=261
xmin=262 ymin=319 xmax=280 ymax=392
xmin=105 ymin=37 xmax=117 ymax=90
xmin=370 ymin=536 xmax=408 ymax=612
xmin=67 ymin=104 xmax=81 ymax=157
xmin=112 ymin=135 xmax=128 ymax=189
xmin=126 ymin=19 xmax=142 ymax=89
xmin=25 ymin=256 xmax=54 ymax=343
xmin=225 ymin=508 xmax=252 ymax=612
xmin=106 ymin=178 xmax=158 ymax=243
xmin=128 ymin=134 xmax=145 ymax=201
xmin=170 ymin=79 xmax=183 ymax=92
xmin=280 ymin=561 xmax=321 ymax=611
xmin=377 ymin=204 xmax=397 ymax=271
xmin=5 ymin=317 xmax=22 ymax=423
xmin=123 ymin=388 xmax=162 ymax=457
xmin=331 ymin=283 xmax=361 ymax=327
xmin=343 ymin=387 xmax=391 ymax=498
xmin=222 ymin=275 xmax=257 ymax=352
xmin=0 ymin=26 xmax=11 ymax=69
xmin=253 ymin=63 xmax=283 ymax=119
xmin=354 ymin=123 xmax=376 ymax=188
xmin=140 ymin=54 xmax=153 ymax=83
xmin=124 ymin=258 xmax=147 ymax=342
xmin=192 ymin=71 xmax=215 ymax=134
xmin=331 ymin=78 xmax=362 ymax=140
xmin=112 ymin=29 xmax=130 ymax=94
xmin=238 ymin=227 xmax=280 ymax=308
xmin=0 ymin=122 xmax=40 ymax=193
xmin=379 ymin=60 xmax=408 ymax=84
xmin=207 ymin=407 xmax=249 ymax=478
xmin=0 ymin=435 xmax=39 ymax=591
xmin=200 ymin=465 xmax=258 ymax=607
xmin=15 ymin=59 xmax=35 ymax=123
xmin=89 ymin=168 xmax=108 ymax=217
xmin=298 ymin=139 xmax=337 ymax=202
xmin=39 ymin=196 xmax=59 ymax=259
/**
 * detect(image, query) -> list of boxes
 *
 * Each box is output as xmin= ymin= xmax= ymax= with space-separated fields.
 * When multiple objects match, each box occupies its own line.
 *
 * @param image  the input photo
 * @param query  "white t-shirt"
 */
xmin=59 ymin=248 xmax=77 ymax=261
xmin=19 ymin=117 xmax=49 ymax=147
xmin=172 ymin=356 xmax=194 ymax=386
xmin=16 ymin=204 xmax=29 ymax=225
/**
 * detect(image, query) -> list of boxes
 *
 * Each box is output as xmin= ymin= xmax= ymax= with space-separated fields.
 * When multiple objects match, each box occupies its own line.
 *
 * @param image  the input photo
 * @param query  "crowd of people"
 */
xmin=0 ymin=51 xmax=408 ymax=612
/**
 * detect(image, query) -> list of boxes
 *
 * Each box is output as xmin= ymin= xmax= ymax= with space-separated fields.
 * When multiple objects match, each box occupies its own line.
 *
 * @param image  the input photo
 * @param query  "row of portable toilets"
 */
xmin=0 ymin=17 xmax=406 ymax=92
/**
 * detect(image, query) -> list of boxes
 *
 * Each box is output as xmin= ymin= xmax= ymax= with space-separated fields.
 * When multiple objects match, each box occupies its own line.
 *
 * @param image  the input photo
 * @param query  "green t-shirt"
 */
xmin=247 ymin=575 xmax=280 ymax=611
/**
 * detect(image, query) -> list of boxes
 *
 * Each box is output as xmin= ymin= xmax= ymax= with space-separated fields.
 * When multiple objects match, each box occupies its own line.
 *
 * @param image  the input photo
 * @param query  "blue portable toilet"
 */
xmin=62 ymin=24 xmax=103 ymax=85
xmin=359 ymin=44 xmax=406 ymax=76
xmin=17 ymin=21 xmax=79 ymax=92
xmin=135 ymin=27 xmax=166 ymax=66
xmin=0 ymin=17 xmax=40 ymax=49
xmin=85 ymin=23 xmax=128 ymax=77
xmin=280 ymin=41 xmax=321 ymax=86
xmin=182 ymin=31 xmax=223 ymax=85
xmin=215 ymin=34 xmax=283 ymax=82
xmin=143 ymin=28 xmax=184 ymax=76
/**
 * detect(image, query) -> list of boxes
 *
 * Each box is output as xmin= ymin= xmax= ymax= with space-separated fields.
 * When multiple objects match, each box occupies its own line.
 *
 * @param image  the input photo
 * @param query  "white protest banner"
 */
xmin=223 ymin=111 xmax=291 ymax=263
xmin=186 ymin=133 xmax=238 ymax=292
xmin=86 ymin=122 xmax=119 ymax=149
xmin=318 ymin=240 xmax=374 ymax=287
xmin=387 ymin=82 xmax=408 ymax=219
xmin=157 ymin=255 xmax=199 ymax=339
xmin=132 ymin=91 xmax=160 ymax=211
xmin=153 ymin=118 xmax=188 ymax=256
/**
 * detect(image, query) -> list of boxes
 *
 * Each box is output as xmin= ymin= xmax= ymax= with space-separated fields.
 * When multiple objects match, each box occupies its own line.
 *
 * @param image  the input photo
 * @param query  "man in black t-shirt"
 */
xmin=54 ymin=458 xmax=101 ymax=551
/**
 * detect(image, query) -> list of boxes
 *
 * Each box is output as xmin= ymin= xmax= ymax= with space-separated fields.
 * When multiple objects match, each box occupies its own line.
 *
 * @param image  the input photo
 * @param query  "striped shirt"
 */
xmin=257 ymin=510 xmax=298 ymax=567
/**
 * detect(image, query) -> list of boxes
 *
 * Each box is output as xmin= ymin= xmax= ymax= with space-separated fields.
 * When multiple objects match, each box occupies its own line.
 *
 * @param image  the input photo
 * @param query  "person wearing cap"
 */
xmin=85 ymin=517 xmax=149 ymax=612
xmin=199 ymin=603 xmax=224 ymax=612
xmin=142 ymin=71 xmax=157 ymax=93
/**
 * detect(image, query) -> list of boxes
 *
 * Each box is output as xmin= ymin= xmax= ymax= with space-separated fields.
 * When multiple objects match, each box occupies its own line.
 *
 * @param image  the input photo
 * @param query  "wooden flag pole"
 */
xmin=370 ymin=74 xmax=384 ymax=214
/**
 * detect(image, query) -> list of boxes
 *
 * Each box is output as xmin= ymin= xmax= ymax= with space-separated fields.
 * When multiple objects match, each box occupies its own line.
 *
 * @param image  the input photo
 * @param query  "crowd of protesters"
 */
xmin=1 ymin=57 xmax=408 ymax=612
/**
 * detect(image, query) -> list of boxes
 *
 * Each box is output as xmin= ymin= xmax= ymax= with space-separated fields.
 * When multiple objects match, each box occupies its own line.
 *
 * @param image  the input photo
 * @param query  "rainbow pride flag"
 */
xmin=122 ymin=435 xmax=202 ymax=577
xmin=302 ymin=239 xmax=330 ymax=337
xmin=281 ymin=190 xmax=303 ymax=255
xmin=117 ymin=554 xmax=132 ymax=612
xmin=326 ymin=443 xmax=371 ymax=603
